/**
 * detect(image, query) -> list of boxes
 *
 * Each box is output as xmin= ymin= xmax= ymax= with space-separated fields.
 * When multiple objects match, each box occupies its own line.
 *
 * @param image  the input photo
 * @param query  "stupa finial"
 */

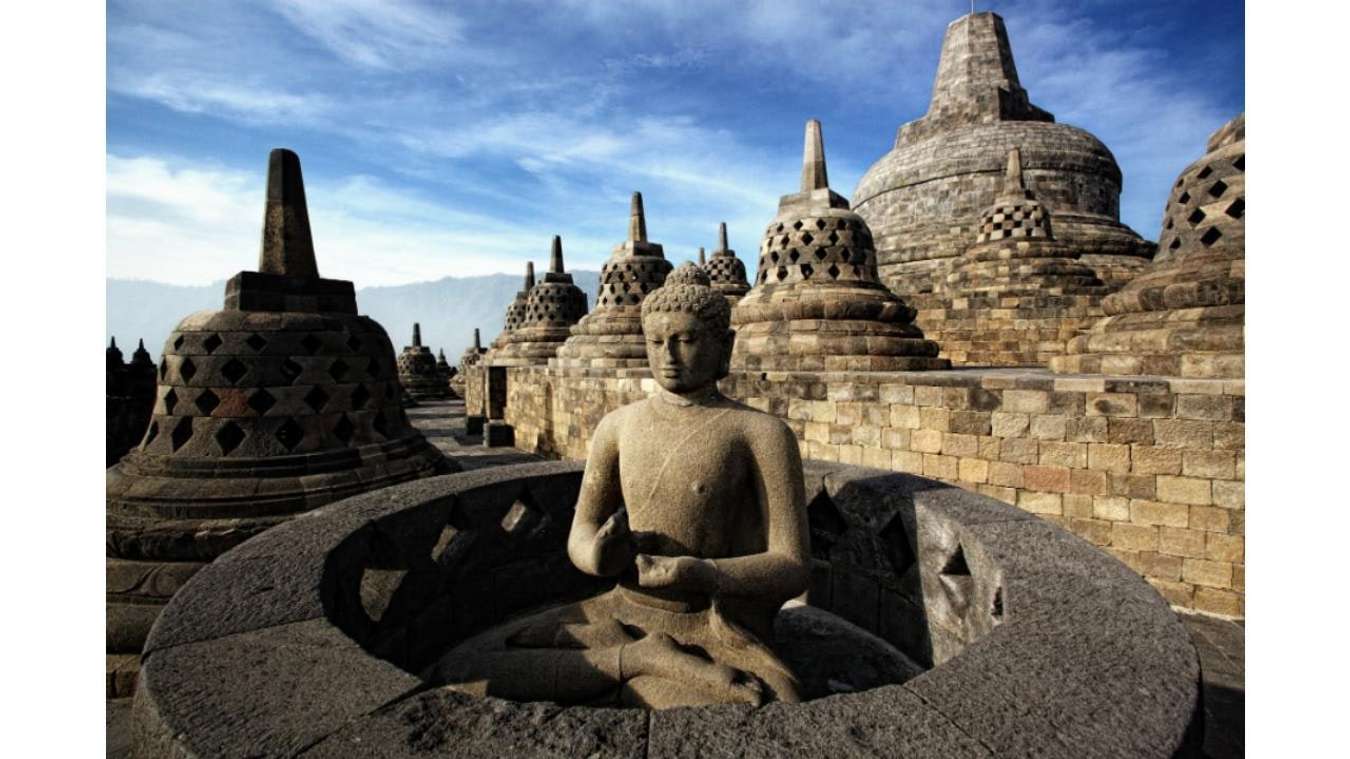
xmin=550 ymin=236 xmax=564 ymax=273
xmin=109 ymin=336 xmax=118 ymax=350
xmin=800 ymin=120 xmax=829 ymax=192
xmin=413 ymin=322 xmax=422 ymax=347
xmin=473 ymin=328 xmax=481 ymax=351
xmin=717 ymin=222 xmax=730 ymax=253
xmin=525 ymin=261 xmax=536 ymax=289
xmin=258 ymin=148 xmax=319 ymax=279
xmin=137 ymin=338 xmax=145 ymax=350
xmin=628 ymin=192 xmax=648 ymax=243
xmin=1005 ymin=147 xmax=1024 ymax=190
xmin=698 ymin=247 xmax=706 ymax=265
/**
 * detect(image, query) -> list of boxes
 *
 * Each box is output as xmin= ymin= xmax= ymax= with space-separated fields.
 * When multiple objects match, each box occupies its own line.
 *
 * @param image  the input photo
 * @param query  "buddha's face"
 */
xmin=643 ymin=311 xmax=733 ymax=394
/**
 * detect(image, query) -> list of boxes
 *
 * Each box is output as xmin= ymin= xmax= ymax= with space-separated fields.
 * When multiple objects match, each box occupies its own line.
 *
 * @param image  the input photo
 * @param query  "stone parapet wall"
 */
xmin=502 ymin=365 xmax=1244 ymax=618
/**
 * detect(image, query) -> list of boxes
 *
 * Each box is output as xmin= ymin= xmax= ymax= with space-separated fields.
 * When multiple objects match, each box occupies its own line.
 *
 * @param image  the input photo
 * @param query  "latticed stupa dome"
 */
xmin=1053 ymin=114 xmax=1245 ymax=379
xmin=491 ymin=262 xmax=536 ymax=353
xmin=494 ymin=236 xmax=589 ymax=365
xmin=106 ymin=149 xmax=453 ymax=657
xmin=398 ymin=322 xmax=449 ymax=399
xmin=554 ymin=192 xmax=673 ymax=369
xmin=731 ymin=120 xmax=948 ymax=372
xmin=703 ymin=222 xmax=750 ymax=302
xmin=852 ymin=12 xmax=1153 ymax=294
xmin=459 ymin=328 xmax=487 ymax=372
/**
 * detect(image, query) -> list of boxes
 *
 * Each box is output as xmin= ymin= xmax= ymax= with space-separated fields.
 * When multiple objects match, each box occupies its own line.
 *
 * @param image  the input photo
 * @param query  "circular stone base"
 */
xmin=774 ymin=603 xmax=924 ymax=698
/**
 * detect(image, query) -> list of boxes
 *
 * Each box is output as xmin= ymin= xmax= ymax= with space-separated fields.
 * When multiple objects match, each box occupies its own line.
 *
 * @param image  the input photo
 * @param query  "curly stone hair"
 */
xmin=640 ymin=262 xmax=731 ymax=332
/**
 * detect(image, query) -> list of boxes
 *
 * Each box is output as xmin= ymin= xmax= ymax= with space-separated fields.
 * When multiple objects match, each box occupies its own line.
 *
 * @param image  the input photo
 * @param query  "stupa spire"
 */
xmin=800 ymin=120 xmax=829 ymax=192
xmin=258 ymin=148 xmax=319 ymax=279
xmin=549 ymin=236 xmax=564 ymax=273
xmin=717 ymin=222 xmax=730 ymax=253
xmin=628 ymin=192 xmax=648 ymax=243
xmin=698 ymin=247 xmax=706 ymax=265
xmin=525 ymin=261 xmax=536 ymax=289
xmin=109 ymin=337 xmax=118 ymax=350
xmin=413 ymin=322 xmax=422 ymax=347
xmin=473 ymin=328 xmax=481 ymax=351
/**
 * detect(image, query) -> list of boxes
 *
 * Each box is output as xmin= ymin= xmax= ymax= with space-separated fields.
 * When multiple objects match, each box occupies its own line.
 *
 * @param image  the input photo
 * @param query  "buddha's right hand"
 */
xmin=591 ymin=508 xmax=637 ymax=576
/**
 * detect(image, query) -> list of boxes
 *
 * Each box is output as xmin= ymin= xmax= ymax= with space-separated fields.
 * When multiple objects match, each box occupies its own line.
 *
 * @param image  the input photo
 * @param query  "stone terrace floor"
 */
xmin=105 ymin=399 xmax=1242 ymax=758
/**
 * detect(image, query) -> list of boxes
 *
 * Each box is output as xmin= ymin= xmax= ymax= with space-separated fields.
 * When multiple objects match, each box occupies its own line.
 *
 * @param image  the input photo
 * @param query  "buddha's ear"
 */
xmin=717 ymin=329 xmax=736 ymax=379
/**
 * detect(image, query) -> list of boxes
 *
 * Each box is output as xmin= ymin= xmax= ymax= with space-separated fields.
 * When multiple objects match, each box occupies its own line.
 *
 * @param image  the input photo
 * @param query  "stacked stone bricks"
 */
xmin=398 ymin=323 xmax=450 ymax=400
xmin=917 ymin=148 xmax=1110 ymax=366
xmin=1053 ymin=114 xmax=1245 ymax=379
xmin=105 ymin=149 xmax=453 ymax=674
xmin=702 ymin=222 xmax=751 ymax=303
xmin=553 ymin=192 xmax=672 ymax=369
xmin=852 ymin=12 xmax=1154 ymax=295
xmin=106 ymin=337 xmax=157 ymax=467
xmin=493 ymin=236 xmax=589 ymax=365
xmin=731 ymin=120 xmax=948 ymax=372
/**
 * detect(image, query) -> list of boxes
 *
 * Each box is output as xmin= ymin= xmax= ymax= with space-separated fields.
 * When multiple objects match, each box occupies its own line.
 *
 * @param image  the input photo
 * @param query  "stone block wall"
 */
xmin=501 ymin=365 xmax=1244 ymax=618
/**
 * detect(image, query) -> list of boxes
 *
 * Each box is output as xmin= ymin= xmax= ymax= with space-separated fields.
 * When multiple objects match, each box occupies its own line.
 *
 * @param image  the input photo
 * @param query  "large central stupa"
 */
xmin=852 ymin=12 xmax=1154 ymax=295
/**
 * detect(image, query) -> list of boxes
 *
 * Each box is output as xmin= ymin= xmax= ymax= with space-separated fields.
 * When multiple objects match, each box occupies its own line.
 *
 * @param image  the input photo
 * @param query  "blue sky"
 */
xmin=106 ymin=0 xmax=1244 ymax=287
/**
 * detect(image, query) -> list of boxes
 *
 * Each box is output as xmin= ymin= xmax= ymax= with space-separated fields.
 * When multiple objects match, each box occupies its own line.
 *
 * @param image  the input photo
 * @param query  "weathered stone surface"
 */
xmin=1053 ymin=113 xmax=1245 ymax=379
xmin=492 ymin=236 xmax=590 ymax=365
xmin=106 ymin=148 xmax=453 ymax=659
xmin=702 ymin=221 xmax=751 ymax=303
xmin=106 ymin=337 xmax=157 ymax=467
xmin=397 ymin=322 xmax=452 ymax=399
xmin=732 ymin=120 xmax=949 ymax=373
xmin=853 ymin=13 xmax=1154 ymax=295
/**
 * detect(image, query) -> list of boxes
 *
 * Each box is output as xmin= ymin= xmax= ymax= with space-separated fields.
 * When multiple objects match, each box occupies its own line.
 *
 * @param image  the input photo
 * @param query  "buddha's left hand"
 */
xmin=635 ymin=554 xmax=717 ymax=594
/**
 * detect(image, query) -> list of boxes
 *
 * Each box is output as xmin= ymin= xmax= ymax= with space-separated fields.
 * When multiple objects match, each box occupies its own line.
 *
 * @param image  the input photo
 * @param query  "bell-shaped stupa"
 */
xmin=1052 ymin=114 xmax=1245 ymax=378
xmin=554 ymin=192 xmax=673 ymax=368
xmin=490 ymin=262 xmax=536 ymax=353
xmin=852 ymin=12 xmax=1153 ymax=295
xmin=398 ymin=323 xmax=449 ymax=400
xmin=494 ymin=236 xmax=589 ymax=365
xmin=703 ymin=222 xmax=751 ymax=304
xmin=731 ymin=120 xmax=948 ymax=372
xmin=459 ymin=328 xmax=487 ymax=372
xmin=105 ymin=149 xmax=454 ymax=659
xmin=920 ymin=148 xmax=1110 ymax=366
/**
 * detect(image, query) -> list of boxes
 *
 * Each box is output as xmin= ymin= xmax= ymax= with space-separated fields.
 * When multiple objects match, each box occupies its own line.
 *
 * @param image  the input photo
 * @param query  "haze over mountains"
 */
xmin=106 ymin=272 xmax=602 ymax=363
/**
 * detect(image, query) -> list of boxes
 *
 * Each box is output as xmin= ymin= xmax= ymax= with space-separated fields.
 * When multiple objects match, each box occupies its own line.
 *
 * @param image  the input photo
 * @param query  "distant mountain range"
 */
xmin=106 ymin=272 xmax=602 ymax=362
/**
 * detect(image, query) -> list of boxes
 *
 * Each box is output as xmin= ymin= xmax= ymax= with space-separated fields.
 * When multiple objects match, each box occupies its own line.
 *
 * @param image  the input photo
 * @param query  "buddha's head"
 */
xmin=641 ymin=263 xmax=734 ymax=394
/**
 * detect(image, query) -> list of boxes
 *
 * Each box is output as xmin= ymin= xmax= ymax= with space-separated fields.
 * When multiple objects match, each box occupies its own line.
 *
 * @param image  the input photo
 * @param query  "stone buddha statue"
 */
xmin=427 ymin=263 xmax=810 ymax=709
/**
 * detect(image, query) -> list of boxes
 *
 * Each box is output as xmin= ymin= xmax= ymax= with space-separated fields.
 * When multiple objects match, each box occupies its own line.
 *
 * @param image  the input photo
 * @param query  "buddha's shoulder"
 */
xmin=715 ymin=398 xmax=796 ymax=438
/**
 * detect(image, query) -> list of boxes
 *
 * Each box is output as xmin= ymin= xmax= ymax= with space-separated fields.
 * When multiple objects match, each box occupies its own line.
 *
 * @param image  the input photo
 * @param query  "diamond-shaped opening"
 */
xmin=1200 ymin=227 xmax=1223 ymax=247
xmin=776 ymin=266 xmax=788 ymax=281
xmin=1225 ymin=198 xmax=1244 ymax=219
xmin=826 ymin=264 xmax=841 ymax=279
xmin=788 ymin=249 xmax=800 ymax=263
xmin=878 ymin=513 xmax=915 ymax=577
xmin=159 ymin=359 xmax=168 ymax=380
xmin=792 ymin=220 xmax=803 ymax=230
xmin=194 ymin=388 xmax=220 ymax=415
xmin=245 ymin=333 xmax=268 ymax=352
xmin=800 ymin=263 xmax=814 ymax=278
xmin=334 ymin=415 xmax=355 ymax=445
xmin=1177 ymin=191 xmax=1190 ymax=205
xmin=801 ymin=232 xmax=813 ymax=245
xmin=169 ymin=417 xmax=195 ymax=451
xmin=1197 ymin=166 xmax=1213 ymax=180
xmin=1175 ymin=177 xmax=1184 ymax=188
xmin=814 ymin=218 xmax=826 ymax=230
xmin=1187 ymin=208 xmax=1206 ymax=226
xmin=350 ymin=384 xmax=371 ymax=409
xmin=769 ymin=252 xmax=780 ymax=264
xmin=1165 ymin=217 xmax=1174 ymax=230
xmin=815 ymin=248 xmax=828 ymax=261
xmin=1208 ymin=179 xmax=1228 ymax=198
xmin=203 ymin=334 xmax=223 ymax=354
xmin=372 ymin=410 xmax=388 ymax=439
xmin=142 ymin=421 xmax=158 ymax=448
xmin=940 ymin=544 xmax=971 ymax=577
xmin=179 ymin=357 xmax=197 ymax=382
xmin=807 ymin=491 xmax=847 ymax=559
xmin=346 ymin=334 xmax=363 ymax=352
xmin=173 ymin=334 xmax=185 ymax=350
xmin=281 ymin=359 xmax=303 ymax=384
xmin=221 ymin=358 xmax=248 ymax=385
xmin=329 ymin=358 xmax=350 ymax=382
xmin=163 ymin=388 xmax=179 ymax=415
xmin=304 ymin=385 xmax=330 ymax=412
xmin=214 ymin=421 xmax=246 ymax=454
xmin=1169 ymin=237 xmax=1182 ymax=251
xmin=275 ymin=418 xmax=303 ymax=451
xmin=248 ymin=388 xmax=276 ymax=415
xmin=301 ymin=334 xmax=322 ymax=354
xmin=827 ymin=231 xmax=839 ymax=245
xmin=1232 ymin=154 xmax=1244 ymax=172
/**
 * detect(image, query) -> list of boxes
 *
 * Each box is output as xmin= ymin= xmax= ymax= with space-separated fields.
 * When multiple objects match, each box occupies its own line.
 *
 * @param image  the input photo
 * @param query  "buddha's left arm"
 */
xmin=701 ymin=421 xmax=810 ymax=605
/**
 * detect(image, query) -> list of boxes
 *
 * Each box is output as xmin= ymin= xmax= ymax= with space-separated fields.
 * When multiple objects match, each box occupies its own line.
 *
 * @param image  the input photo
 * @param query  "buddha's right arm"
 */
xmin=567 ymin=415 xmax=629 ymax=577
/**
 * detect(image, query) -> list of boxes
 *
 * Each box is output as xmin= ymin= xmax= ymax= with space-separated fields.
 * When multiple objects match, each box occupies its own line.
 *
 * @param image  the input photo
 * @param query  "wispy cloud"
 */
xmin=270 ymin=0 xmax=467 ymax=70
